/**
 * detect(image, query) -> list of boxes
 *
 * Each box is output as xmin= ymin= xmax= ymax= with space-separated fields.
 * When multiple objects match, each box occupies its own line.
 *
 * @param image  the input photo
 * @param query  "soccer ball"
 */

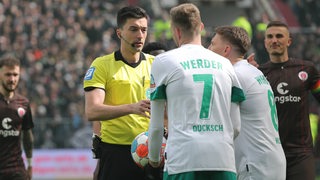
xmin=131 ymin=131 xmax=166 ymax=168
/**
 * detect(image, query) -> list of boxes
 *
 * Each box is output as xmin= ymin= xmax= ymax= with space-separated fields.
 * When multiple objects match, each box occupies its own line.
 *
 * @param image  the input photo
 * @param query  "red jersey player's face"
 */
xmin=0 ymin=65 xmax=20 ymax=92
xmin=119 ymin=18 xmax=148 ymax=53
xmin=264 ymin=26 xmax=291 ymax=57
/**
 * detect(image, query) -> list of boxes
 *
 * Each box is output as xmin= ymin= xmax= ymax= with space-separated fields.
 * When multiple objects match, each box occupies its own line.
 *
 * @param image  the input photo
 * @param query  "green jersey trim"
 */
xmin=150 ymin=84 xmax=167 ymax=100
xmin=231 ymin=86 xmax=246 ymax=102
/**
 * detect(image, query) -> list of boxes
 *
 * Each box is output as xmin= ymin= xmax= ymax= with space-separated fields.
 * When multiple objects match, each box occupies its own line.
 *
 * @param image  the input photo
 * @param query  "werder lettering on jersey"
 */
xmin=1 ymin=117 xmax=20 ymax=137
xmin=193 ymin=124 xmax=223 ymax=132
xmin=180 ymin=59 xmax=222 ymax=70
xmin=255 ymin=75 xmax=269 ymax=85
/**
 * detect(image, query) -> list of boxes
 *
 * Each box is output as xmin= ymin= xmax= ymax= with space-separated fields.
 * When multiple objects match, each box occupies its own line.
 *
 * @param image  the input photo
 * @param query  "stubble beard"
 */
xmin=269 ymin=48 xmax=285 ymax=57
xmin=2 ymin=81 xmax=16 ymax=93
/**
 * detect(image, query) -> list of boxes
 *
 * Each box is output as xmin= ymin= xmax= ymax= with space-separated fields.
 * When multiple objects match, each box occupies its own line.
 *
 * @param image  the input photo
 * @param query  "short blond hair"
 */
xmin=170 ymin=3 xmax=202 ymax=36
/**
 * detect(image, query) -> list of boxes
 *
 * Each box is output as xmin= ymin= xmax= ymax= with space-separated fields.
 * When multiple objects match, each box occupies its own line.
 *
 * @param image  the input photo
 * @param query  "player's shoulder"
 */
xmin=93 ymin=53 xmax=115 ymax=64
xmin=258 ymin=61 xmax=274 ymax=72
xmin=258 ymin=60 xmax=272 ymax=67
xmin=153 ymin=48 xmax=176 ymax=62
xmin=13 ymin=93 xmax=30 ymax=104
xmin=289 ymin=58 xmax=315 ymax=67
xmin=142 ymin=53 xmax=155 ymax=63
xmin=234 ymin=60 xmax=261 ymax=73
xmin=142 ymin=52 xmax=155 ymax=59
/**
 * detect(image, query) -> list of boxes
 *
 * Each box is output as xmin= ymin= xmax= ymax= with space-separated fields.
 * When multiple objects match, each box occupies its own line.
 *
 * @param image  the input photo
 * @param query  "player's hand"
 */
xmin=27 ymin=166 xmax=32 ymax=180
xmin=144 ymin=163 xmax=162 ymax=180
xmin=132 ymin=100 xmax=150 ymax=118
xmin=163 ymin=127 xmax=168 ymax=139
xmin=247 ymin=53 xmax=259 ymax=68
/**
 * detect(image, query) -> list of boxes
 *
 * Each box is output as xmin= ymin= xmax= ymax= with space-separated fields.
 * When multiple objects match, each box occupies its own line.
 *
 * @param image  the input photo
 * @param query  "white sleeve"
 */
xmin=231 ymin=102 xmax=241 ymax=139
xmin=148 ymin=100 xmax=165 ymax=162
xmin=229 ymin=67 xmax=244 ymax=139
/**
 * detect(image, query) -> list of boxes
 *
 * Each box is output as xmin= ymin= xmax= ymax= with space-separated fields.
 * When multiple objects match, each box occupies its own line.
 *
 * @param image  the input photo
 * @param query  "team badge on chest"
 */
xmin=17 ymin=107 xmax=26 ymax=118
xmin=298 ymin=71 xmax=308 ymax=81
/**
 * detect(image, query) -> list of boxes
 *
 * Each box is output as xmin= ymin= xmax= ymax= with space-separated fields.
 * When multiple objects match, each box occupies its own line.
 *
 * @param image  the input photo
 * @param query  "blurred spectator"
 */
xmin=232 ymin=14 xmax=253 ymax=38
xmin=0 ymin=0 xmax=127 ymax=149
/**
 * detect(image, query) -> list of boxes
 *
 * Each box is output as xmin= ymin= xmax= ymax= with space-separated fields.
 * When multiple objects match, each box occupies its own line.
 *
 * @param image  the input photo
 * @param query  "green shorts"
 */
xmin=163 ymin=171 xmax=236 ymax=180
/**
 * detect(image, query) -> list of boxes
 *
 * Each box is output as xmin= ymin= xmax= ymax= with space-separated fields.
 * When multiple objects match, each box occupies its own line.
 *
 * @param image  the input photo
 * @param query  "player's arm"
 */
xmin=22 ymin=129 xmax=34 ymax=179
xmin=22 ymin=129 xmax=33 ymax=161
xmin=230 ymin=83 xmax=245 ymax=139
xmin=310 ymin=63 xmax=320 ymax=102
xmin=163 ymin=103 xmax=168 ymax=138
xmin=84 ymin=88 xmax=150 ymax=121
xmin=230 ymin=102 xmax=241 ymax=138
xmin=148 ymin=100 xmax=166 ymax=168
xmin=230 ymin=65 xmax=246 ymax=138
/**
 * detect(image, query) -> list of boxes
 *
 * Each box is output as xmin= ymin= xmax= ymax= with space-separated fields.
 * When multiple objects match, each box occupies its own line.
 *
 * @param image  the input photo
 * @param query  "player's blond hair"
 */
xmin=170 ymin=3 xmax=202 ymax=37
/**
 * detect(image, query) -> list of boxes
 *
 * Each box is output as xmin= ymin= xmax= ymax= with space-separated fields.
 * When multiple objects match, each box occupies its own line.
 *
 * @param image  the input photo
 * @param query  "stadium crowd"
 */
xmin=0 ymin=0 xmax=127 ymax=148
xmin=1 ymin=0 xmax=320 ymax=151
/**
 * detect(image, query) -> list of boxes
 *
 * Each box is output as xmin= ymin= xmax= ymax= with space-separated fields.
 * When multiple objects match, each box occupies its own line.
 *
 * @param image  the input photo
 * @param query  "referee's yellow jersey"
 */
xmin=84 ymin=50 xmax=154 ymax=145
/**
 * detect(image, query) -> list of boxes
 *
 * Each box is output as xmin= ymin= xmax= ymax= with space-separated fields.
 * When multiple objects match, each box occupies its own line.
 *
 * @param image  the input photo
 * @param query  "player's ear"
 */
xmin=200 ymin=22 xmax=204 ymax=32
xmin=116 ymin=29 xmax=121 ymax=39
xmin=287 ymin=37 xmax=292 ymax=47
xmin=224 ymin=45 xmax=232 ymax=57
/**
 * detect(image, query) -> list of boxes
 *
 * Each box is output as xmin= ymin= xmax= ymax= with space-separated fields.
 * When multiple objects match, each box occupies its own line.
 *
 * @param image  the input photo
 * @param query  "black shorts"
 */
xmin=98 ymin=142 xmax=144 ymax=180
xmin=0 ymin=171 xmax=27 ymax=180
xmin=286 ymin=153 xmax=315 ymax=180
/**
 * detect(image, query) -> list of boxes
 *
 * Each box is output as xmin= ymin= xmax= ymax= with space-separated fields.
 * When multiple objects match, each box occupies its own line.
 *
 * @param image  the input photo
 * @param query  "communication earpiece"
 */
xmin=118 ymin=34 xmax=135 ymax=48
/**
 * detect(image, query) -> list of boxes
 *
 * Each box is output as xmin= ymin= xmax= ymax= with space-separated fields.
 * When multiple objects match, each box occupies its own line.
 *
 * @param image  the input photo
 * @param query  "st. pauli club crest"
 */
xmin=17 ymin=107 xmax=26 ymax=118
xmin=298 ymin=71 xmax=308 ymax=81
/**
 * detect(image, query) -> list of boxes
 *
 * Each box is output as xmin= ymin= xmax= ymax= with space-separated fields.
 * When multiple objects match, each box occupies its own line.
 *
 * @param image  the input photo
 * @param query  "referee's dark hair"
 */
xmin=117 ymin=6 xmax=149 ymax=28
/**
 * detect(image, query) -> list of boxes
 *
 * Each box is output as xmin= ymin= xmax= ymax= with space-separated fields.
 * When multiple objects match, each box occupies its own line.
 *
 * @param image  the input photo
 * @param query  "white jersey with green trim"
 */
xmin=233 ymin=60 xmax=286 ymax=180
xmin=148 ymin=44 xmax=245 ymax=175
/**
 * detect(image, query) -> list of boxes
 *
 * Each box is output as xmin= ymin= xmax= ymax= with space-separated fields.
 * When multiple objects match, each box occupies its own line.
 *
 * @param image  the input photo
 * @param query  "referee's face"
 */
xmin=0 ymin=65 xmax=20 ymax=93
xmin=119 ymin=18 xmax=148 ymax=53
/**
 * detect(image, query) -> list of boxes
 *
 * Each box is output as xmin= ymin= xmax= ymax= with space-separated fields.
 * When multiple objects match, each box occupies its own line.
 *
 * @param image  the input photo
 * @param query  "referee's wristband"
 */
xmin=27 ymin=158 xmax=32 ymax=167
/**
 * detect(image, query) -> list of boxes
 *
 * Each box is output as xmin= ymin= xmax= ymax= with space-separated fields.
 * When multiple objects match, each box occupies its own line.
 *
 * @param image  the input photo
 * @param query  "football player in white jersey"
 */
xmin=208 ymin=25 xmax=286 ymax=180
xmin=147 ymin=3 xmax=245 ymax=180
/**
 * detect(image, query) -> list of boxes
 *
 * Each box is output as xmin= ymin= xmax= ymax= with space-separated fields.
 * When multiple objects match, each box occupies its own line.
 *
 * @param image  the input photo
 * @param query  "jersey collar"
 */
xmin=114 ymin=50 xmax=147 ymax=68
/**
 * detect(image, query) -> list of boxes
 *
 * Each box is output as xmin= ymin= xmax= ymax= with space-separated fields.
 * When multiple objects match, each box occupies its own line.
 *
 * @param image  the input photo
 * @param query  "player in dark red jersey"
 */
xmin=0 ymin=56 xmax=34 ymax=180
xmin=258 ymin=21 xmax=320 ymax=180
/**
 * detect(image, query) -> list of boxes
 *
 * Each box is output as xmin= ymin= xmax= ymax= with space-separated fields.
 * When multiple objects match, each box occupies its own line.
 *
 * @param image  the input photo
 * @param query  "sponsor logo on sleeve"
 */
xmin=84 ymin=67 xmax=95 ymax=80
